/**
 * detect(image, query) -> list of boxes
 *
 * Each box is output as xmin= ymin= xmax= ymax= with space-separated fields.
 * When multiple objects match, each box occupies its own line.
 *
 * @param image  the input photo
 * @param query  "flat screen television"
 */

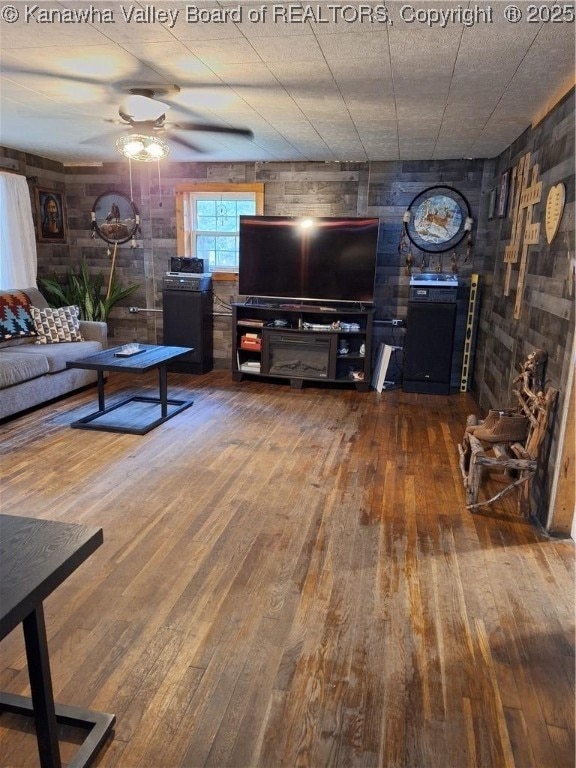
xmin=238 ymin=216 xmax=379 ymax=304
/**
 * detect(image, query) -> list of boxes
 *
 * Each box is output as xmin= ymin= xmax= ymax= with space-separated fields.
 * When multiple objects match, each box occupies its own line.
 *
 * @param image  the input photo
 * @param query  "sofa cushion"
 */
xmin=0 ymin=350 xmax=50 ymax=388
xmin=0 ymin=290 xmax=38 ymax=341
xmin=22 ymin=287 xmax=49 ymax=310
xmin=30 ymin=305 xmax=84 ymax=344
xmin=0 ymin=336 xmax=36 ymax=350
xmin=9 ymin=340 xmax=103 ymax=373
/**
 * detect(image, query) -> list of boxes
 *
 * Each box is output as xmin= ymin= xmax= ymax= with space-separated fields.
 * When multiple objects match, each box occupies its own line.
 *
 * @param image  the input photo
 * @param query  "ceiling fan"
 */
xmin=104 ymin=85 xmax=254 ymax=158
xmin=1 ymin=62 xmax=255 ymax=156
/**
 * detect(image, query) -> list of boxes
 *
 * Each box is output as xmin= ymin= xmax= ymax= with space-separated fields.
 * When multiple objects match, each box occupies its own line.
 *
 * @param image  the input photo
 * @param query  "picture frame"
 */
xmin=91 ymin=191 xmax=139 ymax=245
xmin=507 ymin=166 xmax=517 ymax=220
xmin=404 ymin=185 xmax=472 ymax=253
xmin=496 ymin=170 xmax=510 ymax=218
xmin=35 ymin=187 xmax=67 ymax=243
xmin=488 ymin=187 xmax=497 ymax=220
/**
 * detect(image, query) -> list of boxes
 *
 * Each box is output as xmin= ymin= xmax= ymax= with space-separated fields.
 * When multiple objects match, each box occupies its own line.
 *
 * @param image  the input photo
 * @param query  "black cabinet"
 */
xmin=232 ymin=302 xmax=373 ymax=391
xmin=162 ymin=290 xmax=213 ymax=373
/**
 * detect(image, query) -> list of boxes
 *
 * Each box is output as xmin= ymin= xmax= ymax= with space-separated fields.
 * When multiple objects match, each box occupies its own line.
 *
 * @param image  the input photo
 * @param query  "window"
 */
xmin=176 ymin=184 xmax=264 ymax=273
xmin=189 ymin=193 xmax=255 ymax=271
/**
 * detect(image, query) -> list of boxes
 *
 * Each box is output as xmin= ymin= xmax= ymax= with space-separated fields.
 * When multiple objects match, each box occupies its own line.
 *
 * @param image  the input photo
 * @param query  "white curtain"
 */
xmin=0 ymin=172 xmax=37 ymax=289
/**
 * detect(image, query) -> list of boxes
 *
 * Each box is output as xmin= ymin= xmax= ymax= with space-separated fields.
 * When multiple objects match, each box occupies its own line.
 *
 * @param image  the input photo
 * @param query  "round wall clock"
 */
xmin=91 ymin=191 xmax=139 ymax=244
xmin=404 ymin=185 xmax=471 ymax=253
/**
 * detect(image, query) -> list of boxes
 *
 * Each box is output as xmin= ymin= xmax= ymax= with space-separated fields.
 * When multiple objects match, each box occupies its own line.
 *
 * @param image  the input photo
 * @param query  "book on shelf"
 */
xmin=237 ymin=351 xmax=261 ymax=373
xmin=237 ymin=319 xmax=264 ymax=328
xmin=240 ymin=361 xmax=261 ymax=372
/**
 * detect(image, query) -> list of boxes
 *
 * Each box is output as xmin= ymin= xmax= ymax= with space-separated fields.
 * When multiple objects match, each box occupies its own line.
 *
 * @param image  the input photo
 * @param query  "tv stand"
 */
xmin=232 ymin=302 xmax=373 ymax=391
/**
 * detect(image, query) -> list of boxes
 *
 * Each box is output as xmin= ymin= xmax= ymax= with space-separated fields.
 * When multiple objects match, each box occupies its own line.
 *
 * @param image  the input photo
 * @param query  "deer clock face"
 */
xmin=405 ymin=185 xmax=471 ymax=253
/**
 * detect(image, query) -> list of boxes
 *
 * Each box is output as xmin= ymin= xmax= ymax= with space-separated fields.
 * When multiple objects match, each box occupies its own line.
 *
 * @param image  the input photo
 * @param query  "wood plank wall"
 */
xmin=18 ymin=155 xmax=487 ymax=364
xmin=473 ymin=89 xmax=575 ymax=531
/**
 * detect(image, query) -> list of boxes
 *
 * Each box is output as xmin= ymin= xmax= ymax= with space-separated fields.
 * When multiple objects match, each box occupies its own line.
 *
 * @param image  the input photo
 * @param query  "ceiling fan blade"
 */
xmin=1 ymin=64 xmax=103 ymax=86
xmin=166 ymin=133 xmax=204 ymax=153
xmin=3 ymin=65 xmax=263 ymax=95
xmin=170 ymin=121 xmax=254 ymax=139
xmin=80 ymin=129 xmax=124 ymax=145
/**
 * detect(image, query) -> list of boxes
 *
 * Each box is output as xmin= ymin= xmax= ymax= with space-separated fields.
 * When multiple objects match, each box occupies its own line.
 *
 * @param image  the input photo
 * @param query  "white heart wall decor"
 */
xmin=545 ymin=183 xmax=565 ymax=244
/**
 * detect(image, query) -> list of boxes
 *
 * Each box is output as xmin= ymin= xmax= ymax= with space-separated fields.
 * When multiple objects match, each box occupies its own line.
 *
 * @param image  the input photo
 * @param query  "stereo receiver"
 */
xmin=409 ymin=273 xmax=458 ymax=303
xmin=163 ymin=274 xmax=212 ymax=292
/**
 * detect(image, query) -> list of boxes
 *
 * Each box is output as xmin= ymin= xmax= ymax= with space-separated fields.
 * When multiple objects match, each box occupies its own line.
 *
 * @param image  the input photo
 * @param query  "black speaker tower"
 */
xmin=162 ymin=289 xmax=213 ymax=374
xmin=402 ymin=301 xmax=457 ymax=394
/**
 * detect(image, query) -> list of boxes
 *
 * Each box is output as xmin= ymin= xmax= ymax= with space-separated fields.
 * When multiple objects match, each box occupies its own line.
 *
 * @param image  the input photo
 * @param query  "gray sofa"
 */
xmin=0 ymin=287 xmax=107 ymax=421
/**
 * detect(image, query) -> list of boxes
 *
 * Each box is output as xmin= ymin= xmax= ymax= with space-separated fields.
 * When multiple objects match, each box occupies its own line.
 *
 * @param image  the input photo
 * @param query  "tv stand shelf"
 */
xmin=232 ymin=301 xmax=373 ymax=391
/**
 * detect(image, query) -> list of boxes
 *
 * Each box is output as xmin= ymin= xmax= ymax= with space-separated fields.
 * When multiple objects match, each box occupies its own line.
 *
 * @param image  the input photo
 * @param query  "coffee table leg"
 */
xmin=159 ymin=364 xmax=168 ymax=418
xmin=97 ymin=370 xmax=105 ymax=412
xmin=23 ymin=606 xmax=62 ymax=768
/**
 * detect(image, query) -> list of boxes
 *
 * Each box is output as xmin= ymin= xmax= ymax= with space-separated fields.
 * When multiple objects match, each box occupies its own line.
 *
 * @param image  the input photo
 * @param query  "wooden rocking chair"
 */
xmin=458 ymin=350 xmax=558 ymax=516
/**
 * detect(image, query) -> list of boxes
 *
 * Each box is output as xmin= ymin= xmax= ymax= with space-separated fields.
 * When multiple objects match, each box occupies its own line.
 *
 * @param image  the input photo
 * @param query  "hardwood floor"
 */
xmin=0 ymin=371 xmax=574 ymax=768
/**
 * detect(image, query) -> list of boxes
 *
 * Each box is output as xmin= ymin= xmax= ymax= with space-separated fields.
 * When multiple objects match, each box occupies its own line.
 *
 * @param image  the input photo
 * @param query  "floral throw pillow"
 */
xmin=30 ymin=305 xmax=84 ymax=344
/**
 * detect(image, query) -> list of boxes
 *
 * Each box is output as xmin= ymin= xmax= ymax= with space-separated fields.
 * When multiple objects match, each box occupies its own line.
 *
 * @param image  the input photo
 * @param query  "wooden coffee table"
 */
xmin=66 ymin=344 xmax=194 ymax=434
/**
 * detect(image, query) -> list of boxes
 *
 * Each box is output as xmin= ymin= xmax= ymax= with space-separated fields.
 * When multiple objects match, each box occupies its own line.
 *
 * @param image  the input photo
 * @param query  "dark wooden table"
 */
xmin=0 ymin=514 xmax=115 ymax=768
xmin=66 ymin=344 xmax=194 ymax=434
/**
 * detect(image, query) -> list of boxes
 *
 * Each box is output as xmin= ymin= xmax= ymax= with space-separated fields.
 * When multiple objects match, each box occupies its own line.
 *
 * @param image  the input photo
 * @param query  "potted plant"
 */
xmin=38 ymin=257 xmax=139 ymax=321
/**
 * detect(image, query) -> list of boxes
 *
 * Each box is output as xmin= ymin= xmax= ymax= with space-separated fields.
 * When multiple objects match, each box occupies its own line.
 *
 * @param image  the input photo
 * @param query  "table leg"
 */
xmin=22 ymin=606 xmax=62 ymax=768
xmin=97 ymin=370 xmax=105 ymax=412
xmin=159 ymin=364 xmax=168 ymax=418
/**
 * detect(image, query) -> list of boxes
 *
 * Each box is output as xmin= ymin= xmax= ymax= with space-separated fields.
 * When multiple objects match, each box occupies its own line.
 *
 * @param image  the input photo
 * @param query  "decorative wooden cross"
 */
xmin=503 ymin=152 xmax=542 ymax=319
xmin=503 ymin=154 xmax=529 ymax=289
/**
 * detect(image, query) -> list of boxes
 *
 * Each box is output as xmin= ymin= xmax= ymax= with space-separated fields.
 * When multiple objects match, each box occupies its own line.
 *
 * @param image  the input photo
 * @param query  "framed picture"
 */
xmin=507 ymin=166 xmax=517 ymax=220
xmin=488 ymin=188 xmax=497 ymax=219
xmin=404 ymin=185 xmax=472 ymax=253
xmin=496 ymin=170 xmax=510 ymax=218
xmin=35 ymin=188 xmax=67 ymax=243
xmin=92 ymin=191 xmax=139 ymax=244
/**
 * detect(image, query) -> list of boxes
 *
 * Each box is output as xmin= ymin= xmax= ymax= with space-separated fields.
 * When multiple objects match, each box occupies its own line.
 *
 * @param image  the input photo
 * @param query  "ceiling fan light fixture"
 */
xmin=116 ymin=134 xmax=170 ymax=162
